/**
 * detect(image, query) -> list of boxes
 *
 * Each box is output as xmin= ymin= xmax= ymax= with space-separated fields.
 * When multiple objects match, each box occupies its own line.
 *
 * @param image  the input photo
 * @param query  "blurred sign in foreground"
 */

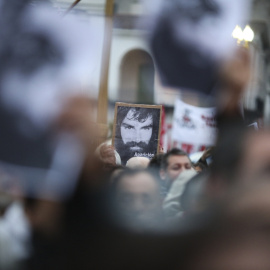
xmin=149 ymin=0 xmax=252 ymax=95
xmin=0 ymin=1 xmax=102 ymax=200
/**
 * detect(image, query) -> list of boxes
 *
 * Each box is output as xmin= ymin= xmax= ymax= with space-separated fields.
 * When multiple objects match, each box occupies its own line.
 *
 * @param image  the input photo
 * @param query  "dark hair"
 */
xmin=116 ymin=106 xmax=160 ymax=141
xmin=161 ymin=148 xmax=190 ymax=170
xmin=117 ymin=106 xmax=158 ymax=123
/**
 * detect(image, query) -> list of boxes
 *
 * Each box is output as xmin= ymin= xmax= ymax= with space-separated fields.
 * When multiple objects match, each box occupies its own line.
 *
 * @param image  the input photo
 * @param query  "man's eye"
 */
xmin=142 ymin=126 xmax=152 ymax=130
xmin=125 ymin=126 xmax=133 ymax=130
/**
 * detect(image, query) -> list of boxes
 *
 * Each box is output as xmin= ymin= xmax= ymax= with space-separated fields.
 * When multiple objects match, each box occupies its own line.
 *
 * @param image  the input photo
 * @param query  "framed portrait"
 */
xmin=112 ymin=102 xmax=162 ymax=165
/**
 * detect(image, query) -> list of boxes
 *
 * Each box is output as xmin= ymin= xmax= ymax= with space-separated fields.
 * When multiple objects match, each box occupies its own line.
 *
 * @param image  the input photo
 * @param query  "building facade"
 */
xmin=50 ymin=0 xmax=270 ymax=130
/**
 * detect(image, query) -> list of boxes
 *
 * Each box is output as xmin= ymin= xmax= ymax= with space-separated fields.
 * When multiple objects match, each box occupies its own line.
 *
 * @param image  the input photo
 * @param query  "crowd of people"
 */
xmin=2 ymin=116 xmax=270 ymax=269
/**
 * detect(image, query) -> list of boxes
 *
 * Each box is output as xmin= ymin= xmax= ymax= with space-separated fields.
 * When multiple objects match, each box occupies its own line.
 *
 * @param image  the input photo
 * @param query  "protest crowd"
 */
xmin=1 ymin=0 xmax=270 ymax=270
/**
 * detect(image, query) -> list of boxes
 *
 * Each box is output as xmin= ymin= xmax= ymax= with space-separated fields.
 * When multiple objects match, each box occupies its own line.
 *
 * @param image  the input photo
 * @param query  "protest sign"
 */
xmin=0 ymin=2 xmax=102 ymax=200
xmin=149 ymin=0 xmax=252 ymax=95
xmin=172 ymin=99 xmax=217 ymax=154
xmin=112 ymin=103 xmax=162 ymax=165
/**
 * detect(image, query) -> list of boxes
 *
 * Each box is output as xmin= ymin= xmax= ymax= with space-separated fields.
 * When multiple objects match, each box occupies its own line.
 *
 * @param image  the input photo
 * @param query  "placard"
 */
xmin=172 ymin=99 xmax=217 ymax=153
xmin=149 ymin=0 xmax=251 ymax=95
xmin=112 ymin=103 xmax=162 ymax=165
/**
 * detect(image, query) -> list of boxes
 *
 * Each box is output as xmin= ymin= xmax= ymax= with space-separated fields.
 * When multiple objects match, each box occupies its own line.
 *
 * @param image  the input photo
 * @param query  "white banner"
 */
xmin=172 ymin=99 xmax=217 ymax=154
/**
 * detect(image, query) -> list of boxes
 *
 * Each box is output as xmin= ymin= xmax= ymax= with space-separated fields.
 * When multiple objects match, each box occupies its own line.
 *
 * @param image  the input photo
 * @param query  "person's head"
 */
xmin=126 ymin=157 xmax=150 ymax=169
xmin=112 ymin=169 xmax=162 ymax=227
xmin=160 ymin=148 xmax=193 ymax=187
xmin=115 ymin=106 xmax=160 ymax=164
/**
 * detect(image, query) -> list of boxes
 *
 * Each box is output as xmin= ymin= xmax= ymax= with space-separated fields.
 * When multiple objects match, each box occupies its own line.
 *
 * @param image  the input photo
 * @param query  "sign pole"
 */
xmin=64 ymin=0 xmax=81 ymax=16
xmin=96 ymin=0 xmax=114 ymax=145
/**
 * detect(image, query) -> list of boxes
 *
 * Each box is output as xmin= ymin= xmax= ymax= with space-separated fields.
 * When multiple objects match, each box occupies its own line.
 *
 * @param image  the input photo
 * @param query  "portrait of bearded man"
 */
xmin=113 ymin=105 xmax=161 ymax=165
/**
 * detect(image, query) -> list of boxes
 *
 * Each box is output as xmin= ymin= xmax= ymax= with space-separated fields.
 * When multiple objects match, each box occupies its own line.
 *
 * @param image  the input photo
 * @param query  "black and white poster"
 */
xmin=0 ymin=2 xmax=100 ymax=200
xmin=112 ymin=103 xmax=162 ymax=165
xmin=148 ymin=0 xmax=252 ymax=95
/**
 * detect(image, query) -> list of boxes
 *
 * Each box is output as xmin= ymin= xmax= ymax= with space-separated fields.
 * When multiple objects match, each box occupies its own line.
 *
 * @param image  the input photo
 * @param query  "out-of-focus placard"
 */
xmin=172 ymin=99 xmax=217 ymax=154
xmin=149 ymin=0 xmax=252 ymax=95
xmin=0 ymin=2 xmax=103 ymax=200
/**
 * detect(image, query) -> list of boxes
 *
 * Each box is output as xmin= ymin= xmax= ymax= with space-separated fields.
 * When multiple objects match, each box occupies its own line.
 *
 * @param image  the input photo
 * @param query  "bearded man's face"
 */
xmin=120 ymin=109 xmax=153 ymax=154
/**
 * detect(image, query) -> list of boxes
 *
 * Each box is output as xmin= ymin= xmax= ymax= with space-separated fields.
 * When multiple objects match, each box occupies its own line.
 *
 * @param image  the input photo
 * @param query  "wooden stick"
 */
xmin=97 ymin=0 xmax=114 ymax=126
xmin=64 ymin=0 xmax=81 ymax=16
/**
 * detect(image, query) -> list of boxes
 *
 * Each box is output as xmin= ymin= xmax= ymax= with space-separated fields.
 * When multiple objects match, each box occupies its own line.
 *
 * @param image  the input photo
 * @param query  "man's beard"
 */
xmin=124 ymin=141 xmax=149 ymax=152
xmin=115 ymin=139 xmax=154 ymax=165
